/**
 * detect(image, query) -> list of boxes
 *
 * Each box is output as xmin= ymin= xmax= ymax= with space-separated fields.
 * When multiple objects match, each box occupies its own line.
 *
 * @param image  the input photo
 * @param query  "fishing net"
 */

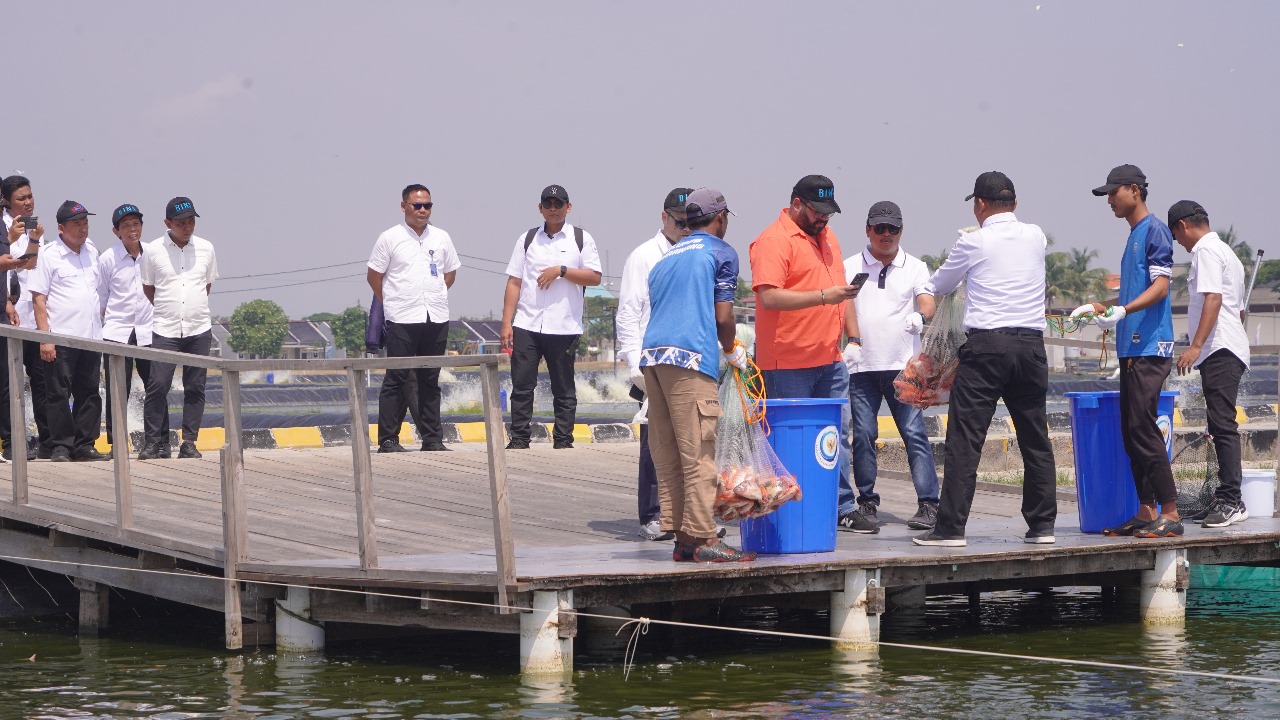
xmin=894 ymin=286 xmax=966 ymax=409
xmin=1171 ymin=431 xmax=1218 ymax=517
xmin=714 ymin=344 xmax=801 ymax=522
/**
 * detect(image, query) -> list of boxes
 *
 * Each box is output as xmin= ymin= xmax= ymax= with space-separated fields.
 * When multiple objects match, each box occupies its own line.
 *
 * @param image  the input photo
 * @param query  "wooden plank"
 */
xmin=0 ymin=325 xmax=225 ymax=368
xmin=347 ymin=368 xmax=378 ymax=569
xmin=107 ymin=354 xmax=134 ymax=532
xmin=0 ymin=500 xmax=221 ymax=563
xmin=480 ymin=361 xmax=516 ymax=610
xmin=7 ymin=336 xmax=26 ymax=504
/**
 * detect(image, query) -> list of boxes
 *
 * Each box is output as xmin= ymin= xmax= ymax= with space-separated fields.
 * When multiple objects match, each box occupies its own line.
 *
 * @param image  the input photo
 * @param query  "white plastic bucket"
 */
xmin=1240 ymin=469 xmax=1276 ymax=519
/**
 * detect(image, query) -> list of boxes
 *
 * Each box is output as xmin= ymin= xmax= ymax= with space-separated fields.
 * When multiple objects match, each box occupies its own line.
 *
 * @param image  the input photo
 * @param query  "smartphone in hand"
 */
xmin=848 ymin=272 xmax=870 ymax=298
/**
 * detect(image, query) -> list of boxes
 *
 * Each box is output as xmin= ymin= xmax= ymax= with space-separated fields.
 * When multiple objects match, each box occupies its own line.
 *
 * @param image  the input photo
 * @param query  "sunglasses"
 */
xmin=802 ymin=199 xmax=833 ymax=217
xmin=410 ymin=202 xmax=433 ymax=210
xmin=665 ymin=211 xmax=688 ymax=229
xmin=872 ymin=224 xmax=901 ymax=236
xmin=541 ymin=199 xmax=566 ymax=209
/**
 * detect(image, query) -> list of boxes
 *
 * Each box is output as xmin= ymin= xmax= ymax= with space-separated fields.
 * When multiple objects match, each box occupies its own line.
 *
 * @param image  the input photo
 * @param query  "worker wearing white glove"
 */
xmin=841 ymin=338 xmax=862 ymax=373
xmin=724 ymin=343 xmax=749 ymax=371
xmin=629 ymin=357 xmax=646 ymax=393
xmin=905 ymin=311 xmax=924 ymax=335
xmin=1069 ymin=303 xmax=1098 ymax=319
xmin=1094 ymin=305 xmax=1128 ymax=330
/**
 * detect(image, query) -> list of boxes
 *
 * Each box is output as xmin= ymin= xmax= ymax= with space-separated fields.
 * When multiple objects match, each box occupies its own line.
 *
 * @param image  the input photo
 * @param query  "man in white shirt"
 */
xmin=913 ymin=172 xmax=1057 ymax=547
xmin=500 ymin=185 xmax=603 ymax=450
xmin=29 ymin=201 xmax=107 ymax=462
xmin=617 ymin=187 xmax=692 ymax=540
xmin=0 ymin=180 xmax=36 ymax=461
xmin=99 ymin=204 xmax=154 ymax=454
xmin=1170 ymin=200 xmax=1251 ymax=528
xmin=3 ymin=175 xmax=52 ymax=459
xmin=842 ymin=201 xmax=940 ymax=533
xmin=139 ymin=197 xmax=218 ymax=460
xmin=366 ymin=184 xmax=461 ymax=453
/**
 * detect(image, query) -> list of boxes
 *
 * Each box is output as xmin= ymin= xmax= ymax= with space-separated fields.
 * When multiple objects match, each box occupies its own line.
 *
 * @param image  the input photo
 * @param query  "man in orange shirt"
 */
xmin=750 ymin=175 xmax=864 ymax=532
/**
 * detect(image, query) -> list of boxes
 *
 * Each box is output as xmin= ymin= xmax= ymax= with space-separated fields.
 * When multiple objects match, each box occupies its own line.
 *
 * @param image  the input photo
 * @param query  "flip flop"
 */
xmin=1133 ymin=517 xmax=1184 ymax=538
xmin=1102 ymin=516 xmax=1149 ymax=537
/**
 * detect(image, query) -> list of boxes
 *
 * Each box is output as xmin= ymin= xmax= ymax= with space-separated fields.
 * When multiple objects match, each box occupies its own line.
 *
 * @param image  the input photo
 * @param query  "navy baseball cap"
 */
xmin=663 ymin=187 xmax=695 ymax=210
xmin=55 ymin=200 xmax=95 ymax=224
xmin=112 ymin=204 xmax=144 ymax=229
xmin=540 ymin=185 xmax=569 ymax=203
xmin=793 ymin=175 xmax=841 ymax=214
xmin=166 ymin=196 xmax=200 ymax=220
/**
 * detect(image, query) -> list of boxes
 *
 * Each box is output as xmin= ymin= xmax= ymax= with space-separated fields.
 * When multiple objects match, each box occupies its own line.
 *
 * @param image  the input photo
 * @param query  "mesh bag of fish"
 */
xmin=714 ymin=365 xmax=801 ymax=522
xmin=893 ymin=285 xmax=966 ymax=409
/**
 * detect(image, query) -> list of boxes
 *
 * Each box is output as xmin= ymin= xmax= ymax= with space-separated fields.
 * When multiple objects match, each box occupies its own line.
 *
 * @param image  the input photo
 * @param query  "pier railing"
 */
xmin=0 ymin=325 xmax=516 ymax=647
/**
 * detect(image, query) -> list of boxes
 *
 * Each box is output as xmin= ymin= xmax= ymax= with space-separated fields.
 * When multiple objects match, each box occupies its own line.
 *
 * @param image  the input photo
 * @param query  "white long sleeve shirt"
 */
xmin=925 ymin=213 xmax=1047 ymax=332
xmin=615 ymin=231 xmax=677 ymax=366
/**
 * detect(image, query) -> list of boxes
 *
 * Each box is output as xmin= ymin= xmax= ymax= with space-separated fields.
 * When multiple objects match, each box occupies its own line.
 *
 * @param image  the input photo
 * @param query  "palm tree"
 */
xmin=1218 ymin=226 xmax=1253 ymax=267
xmin=1044 ymin=244 xmax=1110 ymax=309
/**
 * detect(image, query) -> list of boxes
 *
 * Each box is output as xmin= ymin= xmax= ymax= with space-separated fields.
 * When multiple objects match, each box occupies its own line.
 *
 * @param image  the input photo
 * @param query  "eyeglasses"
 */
xmin=410 ymin=202 xmax=433 ymax=210
xmin=665 ymin=211 xmax=688 ymax=229
xmin=541 ymin=199 xmax=566 ymax=209
xmin=802 ymin=199 xmax=832 ymax=218
xmin=872 ymin=224 xmax=901 ymax=236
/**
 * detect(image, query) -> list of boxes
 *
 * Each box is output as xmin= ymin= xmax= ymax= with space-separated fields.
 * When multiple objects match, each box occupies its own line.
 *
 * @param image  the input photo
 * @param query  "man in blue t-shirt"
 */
xmin=1073 ymin=164 xmax=1180 ymax=538
xmin=641 ymin=187 xmax=754 ymax=563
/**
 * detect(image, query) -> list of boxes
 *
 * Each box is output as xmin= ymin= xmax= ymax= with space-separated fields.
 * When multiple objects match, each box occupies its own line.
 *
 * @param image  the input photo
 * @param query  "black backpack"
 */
xmin=523 ymin=226 xmax=586 ymax=295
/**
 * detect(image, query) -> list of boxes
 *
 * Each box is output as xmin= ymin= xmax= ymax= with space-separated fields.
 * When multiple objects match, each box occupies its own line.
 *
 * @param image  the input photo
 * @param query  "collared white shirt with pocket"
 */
xmin=615 ymin=230 xmax=676 ymax=365
xmin=366 ymin=222 xmax=460 ymax=324
xmin=843 ymin=248 xmax=932 ymax=372
xmin=98 ymin=244 xmax=154 ymax=345
xmin=1187 ymin=232 xmax=1250 ymax=369
xmin=139 ymin=234 xmax=219 ymax=338
xmin=504 ymin=223 xmax=602 ymax=335
xmin=925 ymin=213 xmax=1047 ymax=332
xmin=27 ymin=235 xmax=103 ymax=340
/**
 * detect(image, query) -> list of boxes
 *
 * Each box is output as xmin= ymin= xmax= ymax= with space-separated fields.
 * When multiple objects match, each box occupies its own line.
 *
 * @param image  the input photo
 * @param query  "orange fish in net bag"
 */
xmin=893 ymin=287 xmax=965 ymax=409
xmin=713 ymin=361 xmax=804 ymax=521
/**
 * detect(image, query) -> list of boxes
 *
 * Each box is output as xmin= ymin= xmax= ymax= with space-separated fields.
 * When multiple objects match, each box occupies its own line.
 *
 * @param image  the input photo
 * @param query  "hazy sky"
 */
xmin=6 ymin=1 xmax=1277 ymax=319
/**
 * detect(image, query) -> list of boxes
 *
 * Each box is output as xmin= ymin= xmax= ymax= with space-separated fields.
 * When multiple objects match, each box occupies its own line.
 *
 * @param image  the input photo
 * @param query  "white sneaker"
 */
xmin=639 ymin=520 xmax=674 ymax=541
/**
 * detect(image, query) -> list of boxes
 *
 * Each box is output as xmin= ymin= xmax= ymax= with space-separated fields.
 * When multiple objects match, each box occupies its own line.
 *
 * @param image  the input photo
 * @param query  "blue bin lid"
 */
xmin=761 ymin=398 xmax=850 ymax=407
xmin=1063 ymin=391 xmax=1179 ymax=397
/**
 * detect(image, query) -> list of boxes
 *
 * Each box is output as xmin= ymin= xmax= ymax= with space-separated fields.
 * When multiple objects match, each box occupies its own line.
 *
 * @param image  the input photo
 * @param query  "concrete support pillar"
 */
xmin=275 ymin=587 xmax=326 ymax=652
xmin=73 ymin=579 xmax=109 ymax=634
xmin=830 ymin=569 xmax=882 ymax=650
xmin=520 ymin=590 xmax=573 ymax=677
xmin=1140 ymin=548 xmax=1188 ymax=626
xmin=886 ymin=585 xmax=926 ymax=612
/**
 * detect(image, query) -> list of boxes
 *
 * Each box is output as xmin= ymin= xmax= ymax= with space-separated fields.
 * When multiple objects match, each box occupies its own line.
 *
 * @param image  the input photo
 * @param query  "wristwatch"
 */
xmin=559 ymin=265 xmax=567 ymax=278
xmin=848 ymin=336 xmax=862 ymax=346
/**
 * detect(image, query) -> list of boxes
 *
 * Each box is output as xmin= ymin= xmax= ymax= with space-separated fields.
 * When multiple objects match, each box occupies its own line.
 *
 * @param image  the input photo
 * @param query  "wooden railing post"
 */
xmin=346 ymin=368 xmax=378 ymax=569
xmin=479 ymin=359 xmax=516 ymax=610
xmin=107 ymin=354 xmax=133 ymax=532
xmin=7 ymin=337 xmax=26 ymax=504
xmin=219 ymin=369 xmax=248 ymax=649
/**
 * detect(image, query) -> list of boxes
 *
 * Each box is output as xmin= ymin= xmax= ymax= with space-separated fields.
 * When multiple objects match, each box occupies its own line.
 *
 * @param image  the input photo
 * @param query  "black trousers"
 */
xmin=1201 ymin=349 xmax=1247 ymax=504
xmin=144 ymin=329 xmax=213 ymax=447
xmin=22 ymin=340 xmax=51 ymax=453
xmin=509 ymin=326 xmax=578 ymax=444
xmin=104 ymin=331 xmax=152 ymax=445
xmin=1119 ymin=355 xmax=1177 ymax=506
xmin=377 ymin=320 xmax=449 ymax=445
xmin=638 ymin=422 xmax=660 ymax=524
xmin=935 ymin=330 xmax=1057 ymax=537
xmin=0 ymin=336 xmax=11 ymax=450
xmin=42 ymin=346 xmax=102 ymax=454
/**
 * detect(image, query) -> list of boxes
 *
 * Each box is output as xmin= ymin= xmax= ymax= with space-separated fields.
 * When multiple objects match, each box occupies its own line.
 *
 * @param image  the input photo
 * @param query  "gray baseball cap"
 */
xmin=683 ymin=187 xmax=734 ymax=220
xmin=866 ymin=200 xmax=902 ymax=226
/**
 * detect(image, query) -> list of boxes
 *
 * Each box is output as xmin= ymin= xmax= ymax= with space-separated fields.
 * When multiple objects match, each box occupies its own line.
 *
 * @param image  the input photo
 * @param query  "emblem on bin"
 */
xmin=814 ymin=425 xmax=839 ymax=470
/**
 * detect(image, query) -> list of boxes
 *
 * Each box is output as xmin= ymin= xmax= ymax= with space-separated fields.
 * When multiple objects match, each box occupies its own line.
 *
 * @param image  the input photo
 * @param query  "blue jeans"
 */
xmin=762 ymin=362 xmax=851 ymax=517
xmin=848 ymin=370 xmax=940 ymax=508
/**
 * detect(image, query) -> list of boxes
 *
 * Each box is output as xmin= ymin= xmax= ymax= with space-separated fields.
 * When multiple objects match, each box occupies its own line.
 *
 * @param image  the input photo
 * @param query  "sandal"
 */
xmin=1102 ymin=516 xmax=1149 ymax=537
xmin=1132 ymin=517 xmax=1184 ymax=538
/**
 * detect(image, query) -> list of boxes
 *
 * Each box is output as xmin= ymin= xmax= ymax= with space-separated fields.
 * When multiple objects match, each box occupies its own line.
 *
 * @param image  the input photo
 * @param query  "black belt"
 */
xmin=966 ymin=327 xmax=1043 ymax=338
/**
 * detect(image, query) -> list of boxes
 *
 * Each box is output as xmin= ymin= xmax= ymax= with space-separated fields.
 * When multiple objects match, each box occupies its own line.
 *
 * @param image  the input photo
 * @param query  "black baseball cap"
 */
xmin=1167 ymin=200 xmax=1208 ymax=228
xmin=866 ymin=200 xmax=903 ymax=227
xmin=112 ymin=203 xmax=143 ymax=229
xmin=166 ymin=196 xmax=199 ymax=220
xmin=965 ymin=171 xmax=1016 ymax=202
xmin=792 ymin=175 xmax=841 ymax=214
xmin=1092 ymin=164 xmax=1147 ymax=196
xmin=540 ymin=185 xmax=569 ymax=203
xmin=663 ymin=187 xmax=695 ymax=211
xmin=55 ymin=200 xmax=95 ymax=224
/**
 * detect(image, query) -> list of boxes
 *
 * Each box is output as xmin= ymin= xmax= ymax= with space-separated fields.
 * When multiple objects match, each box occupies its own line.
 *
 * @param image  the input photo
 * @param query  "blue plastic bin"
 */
xmin=740 ymin=398 xmax=846 ymax=554
xmin=1065 ymin=390 xmax=1178 ymax=533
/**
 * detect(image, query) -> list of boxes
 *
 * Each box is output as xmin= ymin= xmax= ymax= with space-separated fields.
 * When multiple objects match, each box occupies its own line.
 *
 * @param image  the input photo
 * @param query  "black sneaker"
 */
xmin=420 ymin=442 xmax=452 ymax=452
xmin=838 ymin=504 xmax=880 ymax=534
xmin=72 ymin=448 xmax=110 ymax=462
xmin=691 ymin=541 xmax=756 ymax=563
xmin=907 ymin=502 xmax=939 ymax=530
xmin=552 ymin=440 xmax=574 ymax=449
xmin=50 ymin=447 xmax=72 ymax=463
xmin=1024 ymin=528 xmax=1056 ymax=544
xmin=137 ymin=443 xmax=166 ymax=461
xmin=378 ymin=440 xmax=409 ymax=453
xmin=1202 ymin=500 xmax=1248 ymax=528
xmin=37 ymin=446 xmax=53 ymax=460
xmin=178 ymin=442 xmax=202 ymax=459
xmin=505 ymin=438 xmax=530 ymax=450
xmin=912 ymin=531 xmax=966 ymax=547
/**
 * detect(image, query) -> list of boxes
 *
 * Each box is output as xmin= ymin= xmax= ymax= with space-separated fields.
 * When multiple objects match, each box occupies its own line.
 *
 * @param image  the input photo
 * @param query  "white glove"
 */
xmin=1095 ymin=305 xmax=1127 ymax=330
xmin=629 ymin=360 xmax=646 ymax=393
xmin=724 ymin=344 xmax=748 ymax=371
xmin=842 ymin=341 xmax=862 ymax=373
xmin=1070 ymin=304 xmax=1098 ymax=319
xmin=905 ymin=312 xmax=924 ymax=335
xmin=632 ymin=398 xmax=648 ymax=425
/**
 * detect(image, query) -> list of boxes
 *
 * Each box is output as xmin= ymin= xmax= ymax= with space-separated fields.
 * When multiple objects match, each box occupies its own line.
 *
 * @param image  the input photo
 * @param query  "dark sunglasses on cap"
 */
xmin=541 ymin=199 xmax=566 ymax=209
xmin=664 ymin=211 xmax=687 ymax=229
xmin=872 ymin=223 xmax=901 ymax=236
xmin=410 ymin=202 xmax=433 ymax=210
